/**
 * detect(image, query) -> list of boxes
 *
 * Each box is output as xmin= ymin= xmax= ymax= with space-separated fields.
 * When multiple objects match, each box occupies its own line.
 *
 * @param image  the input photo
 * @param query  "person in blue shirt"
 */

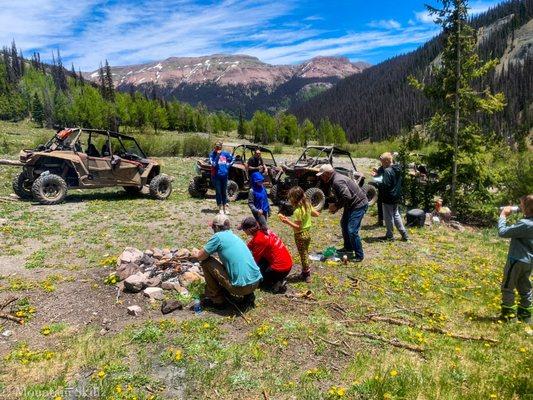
xmin=209 ymin=141 xmax=234 ymax=215
xmin=498 ymin=194 xmax=533 ymax=323
xmin=192 ymin=214 xmax=262 ymax=309
xmin=248 ymin=172 xmax=270 ymax=230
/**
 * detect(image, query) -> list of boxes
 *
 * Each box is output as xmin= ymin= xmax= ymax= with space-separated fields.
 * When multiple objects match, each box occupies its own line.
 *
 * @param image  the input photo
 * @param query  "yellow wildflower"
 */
xmin=390 ymin=369 xmax=398 ymax=377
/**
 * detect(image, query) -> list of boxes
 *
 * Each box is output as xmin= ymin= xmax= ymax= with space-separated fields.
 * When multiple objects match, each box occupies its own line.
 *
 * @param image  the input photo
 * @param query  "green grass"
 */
xmin=0 ymin=120 xmax=531 ymax=399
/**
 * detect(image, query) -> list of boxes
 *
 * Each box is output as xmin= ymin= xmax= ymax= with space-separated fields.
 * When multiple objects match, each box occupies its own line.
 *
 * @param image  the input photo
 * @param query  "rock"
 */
xmin=179 ymin=271 xmax=204 ymax=287
xmin=146 ymin=275 xmax=162 ymax=287
xmin=1 ymin=330 xmax=13 ymax=338
xmin=99 ymin=328 xmax=108 ymax=336
xmin=161 ymin=299 xmax=183 ymax=314
xmin=140 ymin=254 xmax=155 ymax=267
xmin=143 ymin=287 xmax=164 ymax=300
xmin=127 ymin=305 xmax=142 ymax=316
xmin=144 ymin=249 xmax=154 ymax=257
xmin=116 ymin=262 xmax=140 ymax=281
xmin=188 ymin=264 xmax=202 ymax=276
xmin=124 ymin=272 xmax=148 ymax=293
xmin=176 ymin=248 xmax=190 ymax=258
xmin=0 ymin=218 xmax=7 ymax=226
xmin=153 ymin=248 xmax=163 ymax=259
xmin=161 ymin=280 xmax=183 ymax=291
xmin=449 ymin=221 xmax=465 ymax=232
xmin=118 ymin=247 xmax=144 ymax=265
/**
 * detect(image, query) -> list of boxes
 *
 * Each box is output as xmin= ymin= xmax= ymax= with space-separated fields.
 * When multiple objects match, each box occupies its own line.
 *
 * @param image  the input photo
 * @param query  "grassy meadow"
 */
xmin=0 ymin=121 xmax=531 ymax=400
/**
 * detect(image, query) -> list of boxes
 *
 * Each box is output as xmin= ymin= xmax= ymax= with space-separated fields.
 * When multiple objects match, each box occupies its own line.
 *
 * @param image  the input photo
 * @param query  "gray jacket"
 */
xmin=498 ymin=217 xmax=533 ymax=264
xmin=331 ymin=172 xmax=368 ymax=211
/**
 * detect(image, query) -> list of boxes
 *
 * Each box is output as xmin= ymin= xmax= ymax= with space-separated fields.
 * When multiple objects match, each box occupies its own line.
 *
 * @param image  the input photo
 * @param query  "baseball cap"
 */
xmin=215 ymin=141 xmax=223 ymax=148
xmin=237 ymin=216 xmax=258 ymax=231
xmin=316 ymin=164 xmax=334 ymax=176
xmin=210 ymin=214 xmax=230 ymax=228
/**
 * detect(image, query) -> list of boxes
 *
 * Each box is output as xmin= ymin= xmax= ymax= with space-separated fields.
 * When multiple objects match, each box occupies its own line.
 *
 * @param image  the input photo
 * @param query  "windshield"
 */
xmin=296 ymin=148 xmax=330 ymax=166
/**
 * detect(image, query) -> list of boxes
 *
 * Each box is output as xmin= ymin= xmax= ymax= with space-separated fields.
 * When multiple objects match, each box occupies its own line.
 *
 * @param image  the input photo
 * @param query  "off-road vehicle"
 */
xmin=270 ymin=145 xmax=378 ymax=211
xmin=6 ymin=127 xmax=172 ymax=205
xmin=188 ymin=143 xmax=280 ymax=201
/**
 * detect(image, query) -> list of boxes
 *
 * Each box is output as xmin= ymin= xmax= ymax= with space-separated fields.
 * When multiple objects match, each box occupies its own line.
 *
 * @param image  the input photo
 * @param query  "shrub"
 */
xmin=273 ymin=144 xmax=283 ymax=154
xmin=182 ymin=135 xmax=212 ymax=157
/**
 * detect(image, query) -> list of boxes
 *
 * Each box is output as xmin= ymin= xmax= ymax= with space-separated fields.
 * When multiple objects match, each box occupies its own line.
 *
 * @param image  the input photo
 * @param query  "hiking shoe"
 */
xmin=272 ymin=280 xmax=288 ymax=294
xmin=401 ymin=236 xmax=410 ymax=242
xmin=378 ymin=236 xmax=394 ymax=242
xmin=239 ymin=293 xmax=256 ymax=310
xmin=200 ymin=297 xmax=226 ymax=310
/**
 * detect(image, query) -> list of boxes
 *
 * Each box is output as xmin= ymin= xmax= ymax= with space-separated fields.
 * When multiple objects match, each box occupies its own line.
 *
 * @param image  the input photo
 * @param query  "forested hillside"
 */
xmin=292 ymin=0 xmax=532 ymax=142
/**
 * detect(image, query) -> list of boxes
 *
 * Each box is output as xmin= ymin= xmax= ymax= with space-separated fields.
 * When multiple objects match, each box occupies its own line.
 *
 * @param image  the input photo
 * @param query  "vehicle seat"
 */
xmin=86 ymin=143 xmax=101 ymax=157
xmin=101 ymin=143 xmax=111 ymax=157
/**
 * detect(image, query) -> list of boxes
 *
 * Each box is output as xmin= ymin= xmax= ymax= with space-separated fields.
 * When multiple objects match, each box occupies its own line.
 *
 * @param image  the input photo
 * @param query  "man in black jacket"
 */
xmin=317 ymin=164 xmax=368 ymax=261
xmin=378 ymin=152 xmax=409 ymax=241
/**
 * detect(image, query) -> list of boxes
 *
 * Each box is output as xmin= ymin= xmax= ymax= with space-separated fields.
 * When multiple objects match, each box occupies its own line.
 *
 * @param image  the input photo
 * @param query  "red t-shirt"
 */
xmin=247 ymin=230 xmax=293 ymax=273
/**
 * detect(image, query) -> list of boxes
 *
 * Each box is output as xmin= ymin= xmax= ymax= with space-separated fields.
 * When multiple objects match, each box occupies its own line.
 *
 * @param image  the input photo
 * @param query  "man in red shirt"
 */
xmin=239 ymin=217 xmax=293 ymax=293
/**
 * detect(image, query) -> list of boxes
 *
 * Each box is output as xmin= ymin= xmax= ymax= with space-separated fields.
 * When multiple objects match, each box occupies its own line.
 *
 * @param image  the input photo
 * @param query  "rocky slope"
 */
xmin=86 ymin=55 xmax=369 ymax=115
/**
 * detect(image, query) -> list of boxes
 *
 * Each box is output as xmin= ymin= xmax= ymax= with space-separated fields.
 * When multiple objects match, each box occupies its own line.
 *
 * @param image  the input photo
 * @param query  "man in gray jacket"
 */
xmin=498 ymin=194 xmax=533 ymax=323
xmin=317 ymin=164 xmax=368 ymax=261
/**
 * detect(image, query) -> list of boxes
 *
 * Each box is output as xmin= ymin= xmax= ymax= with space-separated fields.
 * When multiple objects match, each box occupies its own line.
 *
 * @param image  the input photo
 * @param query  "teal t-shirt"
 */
xmin=203 ymin=230 xmax=262 ymax=287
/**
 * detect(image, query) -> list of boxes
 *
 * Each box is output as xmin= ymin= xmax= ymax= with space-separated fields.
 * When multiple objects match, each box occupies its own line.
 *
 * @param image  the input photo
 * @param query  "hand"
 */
xmin=191 ymin=248 xmax=201 ymax=259
xmin=278 ymin=213 xmax=287 ymax=223
xmin=500 ymin=206 xmax=513 ymax=218
xmin=328 ymin=203 xmax=338 ymax=214
xmin=258 ymin=210 xmax=263 ymax=215
xmin=371 ymin=168 xmax=377 ymax=176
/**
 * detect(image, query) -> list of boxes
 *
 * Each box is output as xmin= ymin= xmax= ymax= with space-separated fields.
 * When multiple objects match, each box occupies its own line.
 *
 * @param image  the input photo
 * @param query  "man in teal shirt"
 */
xmin=193 ymin=214 xmax=262 ymax=309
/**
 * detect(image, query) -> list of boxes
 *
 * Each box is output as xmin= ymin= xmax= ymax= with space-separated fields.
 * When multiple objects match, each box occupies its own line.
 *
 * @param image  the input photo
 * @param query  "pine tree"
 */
xmin=299 ymin=119 xmax=315 ymax=146
xmin=54 ymin=50 xmax=68 ymax=91
xmin=104 ymin=59 xmax=115 ymax=102
xmin=98 ymin=62 xmax=106 ymax=99
xmin=409 ymin=0 xmax=505 ymax=209
xmin=31 ymin=93 xmax=44 ymax=126
xmin=237 ymin=109 xmax=246 ymax=139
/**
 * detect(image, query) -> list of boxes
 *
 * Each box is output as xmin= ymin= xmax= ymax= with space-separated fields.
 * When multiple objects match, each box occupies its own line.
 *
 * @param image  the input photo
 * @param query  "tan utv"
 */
xmin=7 ymin=127 xmax=172 ymax=205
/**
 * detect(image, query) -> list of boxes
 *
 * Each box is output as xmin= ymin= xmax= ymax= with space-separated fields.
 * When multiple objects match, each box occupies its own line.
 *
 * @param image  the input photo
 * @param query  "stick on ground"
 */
xmin=346 ymin=330 xmax=425 ymax=355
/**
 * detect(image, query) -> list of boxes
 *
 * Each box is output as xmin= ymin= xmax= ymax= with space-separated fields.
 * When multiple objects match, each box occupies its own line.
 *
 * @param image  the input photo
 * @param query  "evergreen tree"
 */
xmin=299 ymin=119 xmax=315 ymax=146
xmin=409 ymin=0 xmax=505 ymax=209
xmin=31 ymin=92 xmax=44 ymax=126
xmin=104 ymin=59 xmax=115 ymax=102
xmin=98 ymin=62 xmax=106 ymax=99
xmin=237 ymin=109 xmax=246 ymax=139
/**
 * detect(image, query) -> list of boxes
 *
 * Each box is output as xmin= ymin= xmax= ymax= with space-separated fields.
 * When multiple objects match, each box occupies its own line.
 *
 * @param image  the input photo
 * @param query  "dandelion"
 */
xmin=174 ymin=349 xmax=183 ymax=361
xmin=54 ymin=396 xmax=63 ymax=400
xmin=390 ymin=369 xmax=398 ymax=377
xmin=115 ymin=385 xmax=122 ymax=394
xmin=519 ymin=347 xmax=526 ymax=353
xmin=97 ymin=370 xmax=106 ymax=379
xmin=383 ymin=393 xmax=393 ymax=400
xmin=489 ymin=394 xmax=497 ymax=399
xmin=203 ymin=322 xmax=210 ymax=329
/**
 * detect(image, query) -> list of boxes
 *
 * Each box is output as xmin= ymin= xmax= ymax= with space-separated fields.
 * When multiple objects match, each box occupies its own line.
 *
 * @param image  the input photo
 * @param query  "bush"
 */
xmin=272 ymin=144 xmax=283 ymax=154
xmin=135 ymin=134 xmax=182 ymax=157
xmin=182 ymin=135 xmax=212 ymax=157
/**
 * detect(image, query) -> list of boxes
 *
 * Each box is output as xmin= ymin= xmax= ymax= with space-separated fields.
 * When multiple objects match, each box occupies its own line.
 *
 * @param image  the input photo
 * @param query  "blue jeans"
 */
xmin=341 ymin=204 xmax=368 ymax=259
xmin=214 ymin=176 xmax=228 ymax=206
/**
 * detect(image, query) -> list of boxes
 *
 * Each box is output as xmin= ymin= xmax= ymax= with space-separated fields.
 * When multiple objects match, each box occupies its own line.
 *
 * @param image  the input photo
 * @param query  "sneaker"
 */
xmin=378 ymin=236 xmax=394 ymax=242
xmin=300 ymin=273 xmax=312 ymax=283
xmin=401 ymin=236 xmax=410 ymax=242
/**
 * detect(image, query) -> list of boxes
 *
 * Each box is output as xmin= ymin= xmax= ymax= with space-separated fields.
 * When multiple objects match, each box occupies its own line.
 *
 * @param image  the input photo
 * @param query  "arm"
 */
xmin=280 ymin=217 xmax=302 ymax=231
xmin=194 ymin=248 xmax=209 ymax=261
xmin=248 ymin=190 xmax=260 ymax=213
xmin=311 ymin=208 xmax=320 ymax=217
xmin=498 ymin=217 xmax=529 ymax=239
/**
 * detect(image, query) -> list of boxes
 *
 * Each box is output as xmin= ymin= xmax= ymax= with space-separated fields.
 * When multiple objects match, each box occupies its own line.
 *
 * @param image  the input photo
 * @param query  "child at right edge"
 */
xmin=498 ymin=194 xmax=533 ymax=323
xmin=279 ymin=186 xmax=320 ymax=283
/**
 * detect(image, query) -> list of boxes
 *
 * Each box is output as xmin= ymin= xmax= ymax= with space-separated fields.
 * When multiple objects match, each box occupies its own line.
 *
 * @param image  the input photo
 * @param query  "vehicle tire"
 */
xmin=269 ymin=183 xmax=280 ymax=205
xmin=363 ymin=183 xmax=378 ymax=206
xmin=305 ymin=187 xmax=326 ymax=211
xmin=123 ymin=186 xmax=142 ymax=196
xmin=31 ymin=174 xmax=67 ymax=205
xmin=12 ymin=172 xmax=33 ymax=199
xmin=226 ymin=180 xmax=239 ymax=202
xmin=149 ymin=174 xmax=173 ymax=200
xmin=188 ymin=176 xmax=207 ymax=198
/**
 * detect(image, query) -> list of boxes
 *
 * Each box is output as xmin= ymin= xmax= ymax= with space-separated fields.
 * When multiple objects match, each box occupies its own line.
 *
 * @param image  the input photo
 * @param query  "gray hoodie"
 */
xmin=498 ymin=217 xmax=533 ymax=264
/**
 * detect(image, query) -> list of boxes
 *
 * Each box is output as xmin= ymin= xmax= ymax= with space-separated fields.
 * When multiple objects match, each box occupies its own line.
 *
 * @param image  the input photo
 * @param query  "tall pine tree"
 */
xmin=409 ymin=0 xmax=505 ymax=209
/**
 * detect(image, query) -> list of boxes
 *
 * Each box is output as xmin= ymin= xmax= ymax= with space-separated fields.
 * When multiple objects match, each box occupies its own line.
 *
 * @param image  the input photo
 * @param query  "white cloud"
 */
xmin=367 ymin=19 xmax=401 ymax=29
xmin=0 ymin=0 xmax=442 ymax=70
xmin=414 ymin=0 xmax=499 ymax=25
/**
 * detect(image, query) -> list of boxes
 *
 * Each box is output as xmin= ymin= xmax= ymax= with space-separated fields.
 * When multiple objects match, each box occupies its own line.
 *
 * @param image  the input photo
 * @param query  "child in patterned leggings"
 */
xmin=279 ymin=186 xmax=320 ymax=283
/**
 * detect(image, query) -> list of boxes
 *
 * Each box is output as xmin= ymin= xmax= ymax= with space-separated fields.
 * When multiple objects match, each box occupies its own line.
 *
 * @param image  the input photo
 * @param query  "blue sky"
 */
xmin=0 ymin=0 xmax=500 ymax=70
